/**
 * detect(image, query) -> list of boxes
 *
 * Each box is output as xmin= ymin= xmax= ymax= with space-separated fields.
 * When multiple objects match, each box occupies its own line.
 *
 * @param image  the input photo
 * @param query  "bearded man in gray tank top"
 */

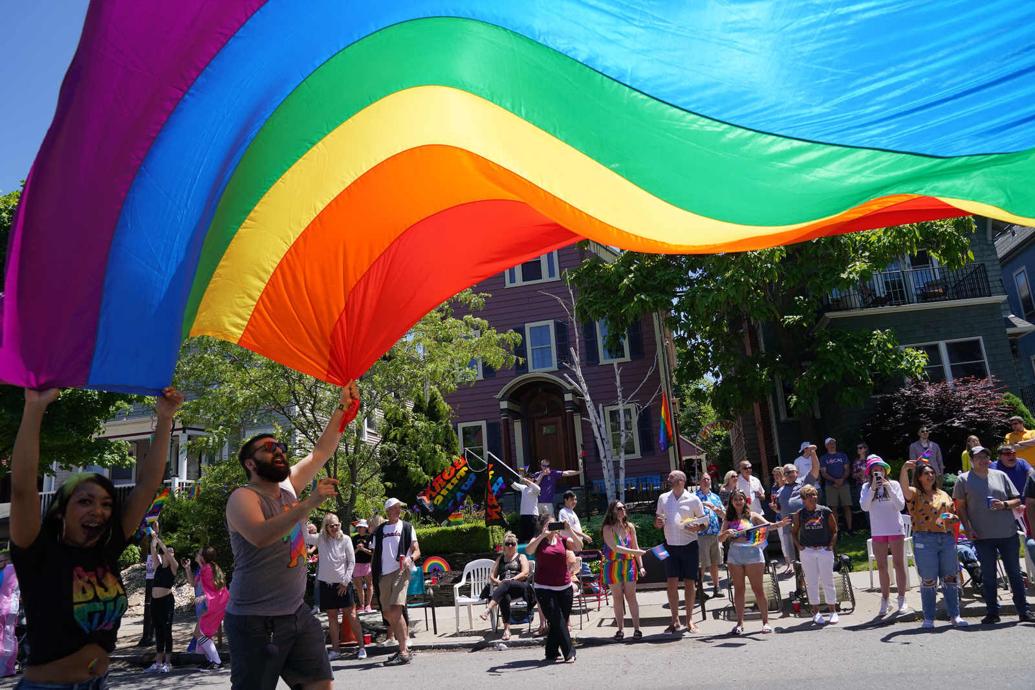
xmin=223 ymin=381 xmax=359 ymax=690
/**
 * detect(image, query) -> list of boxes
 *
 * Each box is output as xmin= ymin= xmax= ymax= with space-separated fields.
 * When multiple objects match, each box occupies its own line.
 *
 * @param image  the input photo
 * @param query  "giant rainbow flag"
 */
xmin=5 ymin=2 xmax=1035 ymax=393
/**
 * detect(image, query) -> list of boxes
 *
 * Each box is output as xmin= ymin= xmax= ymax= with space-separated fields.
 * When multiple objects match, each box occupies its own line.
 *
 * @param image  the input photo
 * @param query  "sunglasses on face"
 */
xmin=255 ymin=440 xmax=288 ymax=455
xmin=328 ymin=524 xmax=340 ymax=528
xmin=504 ymin=541 xmax=517 ymax=546
xmin=616 ymin=505 xmax=626 ymax=511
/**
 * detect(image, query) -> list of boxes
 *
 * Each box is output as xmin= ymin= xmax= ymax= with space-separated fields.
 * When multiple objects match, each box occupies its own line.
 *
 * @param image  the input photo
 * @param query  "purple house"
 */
xmin=444 ymin=243 xmax=689 ymax=505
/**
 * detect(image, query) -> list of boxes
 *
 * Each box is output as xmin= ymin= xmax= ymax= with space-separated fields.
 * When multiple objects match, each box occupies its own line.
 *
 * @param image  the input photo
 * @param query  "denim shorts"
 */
xmin=727 ymin=542 xmax=765 ymax=566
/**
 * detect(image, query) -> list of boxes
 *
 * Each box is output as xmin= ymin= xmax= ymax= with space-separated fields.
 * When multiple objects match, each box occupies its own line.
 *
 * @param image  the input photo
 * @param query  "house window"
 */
xmin=604 ymin=405 xmax=640 ymax=459
xmin=468 ymin=358 xmax=484 ymax=380
xmin=1014 ymin=268 xmax=1035 ymax=321
xmin=525 ymin=321 xmax=557 ymax=371
xmin=596 ymin=321 xmax=629 ymax=363
xmin=906 ymin=338 xmax=989 ymax=384
xmin=458 ymin=421 xmax=487 ymax=460
xmin=110 ymin=463 xmax=135 ymax=486
xmin=505 ymin=252 xmax=559 ymax=287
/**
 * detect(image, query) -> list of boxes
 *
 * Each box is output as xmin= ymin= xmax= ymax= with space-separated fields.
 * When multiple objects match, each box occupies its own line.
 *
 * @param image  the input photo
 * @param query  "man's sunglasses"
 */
xmin=254 ymin=440 xmax=288 ymax=455
xmin=504 ymin=541 xmax=517 ymax=546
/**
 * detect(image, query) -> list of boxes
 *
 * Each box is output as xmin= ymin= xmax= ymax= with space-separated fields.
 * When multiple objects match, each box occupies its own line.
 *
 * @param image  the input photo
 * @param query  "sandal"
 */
xmin=632 ymin=629 xmax=643 ymax=640
xmin=613 ymin=630 xmax=624 ymax=641
xmin=663 ymin=623 xmax=680 ymax=635
xmin=731 ymin=624 xmax=743 ymax=635
xmin=761 ymin=624 xmax=773 ymax=634
xmin=501 ymin=631 xmax=511 ymax=641
xmin=686 ymin=623 xmax=699 ymax=634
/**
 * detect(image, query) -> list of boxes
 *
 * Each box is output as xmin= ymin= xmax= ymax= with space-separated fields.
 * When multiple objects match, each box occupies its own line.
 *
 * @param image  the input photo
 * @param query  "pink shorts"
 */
xmin=353 ymin=562 xmax=372 ymax=577
xmin=872 ymin=535 xmax=904 ymax=544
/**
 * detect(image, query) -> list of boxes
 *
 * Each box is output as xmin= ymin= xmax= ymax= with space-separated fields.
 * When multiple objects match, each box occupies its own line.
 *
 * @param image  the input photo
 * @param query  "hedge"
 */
xmin=416 ymin=523 xmax=504 ymax=555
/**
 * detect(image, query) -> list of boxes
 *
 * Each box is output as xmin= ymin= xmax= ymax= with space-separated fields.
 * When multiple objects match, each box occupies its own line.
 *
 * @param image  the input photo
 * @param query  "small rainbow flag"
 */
xmin=447 ymin=511 xmax=464 ymax=524
xmin=737 ymin=523 xmax=768 ymax=546
xmin=650 ymin=544 xmax=670 ymax=561
xmin=658 ymin=392 xmax=674 ymax=452
xmin=134 ymin=488 xmax=171 ymax=541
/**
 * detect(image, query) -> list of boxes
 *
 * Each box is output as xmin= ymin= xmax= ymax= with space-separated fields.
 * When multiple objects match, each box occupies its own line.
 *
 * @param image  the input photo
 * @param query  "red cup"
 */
xmin=363 ymin=633 xmax=373 ymax=645
xmin=792 ymin=600 xmax=801 ymax=614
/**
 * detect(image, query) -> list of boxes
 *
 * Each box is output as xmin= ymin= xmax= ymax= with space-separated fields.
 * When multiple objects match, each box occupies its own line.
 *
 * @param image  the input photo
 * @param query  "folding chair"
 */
xmin=406 ymin=570 xmax=437 ymax=634
xmin=791 ymin=554 xmax=855 ymax=615
xmin=723 ymin=559 xmax=782 ymax=619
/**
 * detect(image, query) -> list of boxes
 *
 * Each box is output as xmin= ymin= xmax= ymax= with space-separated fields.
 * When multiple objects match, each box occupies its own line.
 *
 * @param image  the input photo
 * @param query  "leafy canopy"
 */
xmin=570 ymin=219 xmax=975 ymax=420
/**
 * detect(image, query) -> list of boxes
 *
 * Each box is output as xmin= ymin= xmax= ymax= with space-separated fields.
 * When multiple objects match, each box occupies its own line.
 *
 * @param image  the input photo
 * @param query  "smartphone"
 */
xmin=547 ymin=521 xmax=566 ymax=532
xmin=873 ymin=471 xmax=885 ymax=482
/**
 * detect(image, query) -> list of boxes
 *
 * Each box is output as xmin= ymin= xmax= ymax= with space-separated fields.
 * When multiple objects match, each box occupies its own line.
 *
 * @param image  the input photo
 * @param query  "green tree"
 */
xmin=570 ymin=219 xmax=975 ymax=437
xmin=678 ymin=379 xmax=732 ymax=473
xmin=379 ymin=386 xmax=459 ymax=504
xmin=174 ymin=290 xmax=518 ymax=524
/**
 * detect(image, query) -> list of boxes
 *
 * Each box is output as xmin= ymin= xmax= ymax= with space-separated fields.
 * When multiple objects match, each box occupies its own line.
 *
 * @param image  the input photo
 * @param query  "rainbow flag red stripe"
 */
xmin=658 ymin=393 xmax=674 ymax=452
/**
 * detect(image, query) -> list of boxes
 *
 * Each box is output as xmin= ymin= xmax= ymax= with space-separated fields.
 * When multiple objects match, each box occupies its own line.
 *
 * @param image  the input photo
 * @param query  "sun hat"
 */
xmin=865 ymin=455 xmax=891 ymax=473
xmin=354 ymin=519 xmax=369 ymax=528
xmin=799 ymin=441 xmax=816 ymax=453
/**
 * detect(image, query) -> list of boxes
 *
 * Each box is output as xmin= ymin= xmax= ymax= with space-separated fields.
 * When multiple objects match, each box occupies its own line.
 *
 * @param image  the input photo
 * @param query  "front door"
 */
xmin=533 ymin=416 xmax=568 ymax=471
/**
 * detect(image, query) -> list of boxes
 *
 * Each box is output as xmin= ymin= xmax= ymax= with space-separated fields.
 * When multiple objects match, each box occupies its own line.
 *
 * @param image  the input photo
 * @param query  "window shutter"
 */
xmin=554 ymin=321 xmax=569 ymax=366
xmin=628 ymin=318 xmax=644 ymax=359
xmin=486 ymin=421 xmax=502 ymax=459
xmin=482 ymin=362 xmax=496 ymax=378
xmin=513 ymin=326 xmax=528 ymax=373
xmin=637 ymin=405 xmax=654 ymax=455
xmin=583 ymin=322 xmax=599 ymax=365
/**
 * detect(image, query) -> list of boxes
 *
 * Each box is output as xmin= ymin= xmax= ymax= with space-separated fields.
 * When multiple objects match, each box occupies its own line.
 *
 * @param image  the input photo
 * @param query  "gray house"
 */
xmin=735 ymin=218 xmax=1033 ymax=477
xmin=994 ymin=223 xmax=1035 ymax=407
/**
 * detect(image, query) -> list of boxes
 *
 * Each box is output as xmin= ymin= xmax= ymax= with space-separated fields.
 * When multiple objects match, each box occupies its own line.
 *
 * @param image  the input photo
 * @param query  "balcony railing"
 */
xmin=823 ymin=264 xmax=991 ymax=312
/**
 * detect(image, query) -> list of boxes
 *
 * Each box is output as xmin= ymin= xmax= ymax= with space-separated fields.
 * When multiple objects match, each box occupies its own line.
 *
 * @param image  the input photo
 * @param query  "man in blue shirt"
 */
xmin=694 ymin=473 xmax=725 ymax=598
xmin=991 ymin=445 xmax=1034 ymax=495
xmin=820 ymin=437 xmax=853 ymax=534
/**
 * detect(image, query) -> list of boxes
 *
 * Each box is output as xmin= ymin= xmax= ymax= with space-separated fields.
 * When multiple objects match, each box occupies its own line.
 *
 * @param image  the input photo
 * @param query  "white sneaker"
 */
xmin=159 ymin=663 xmax=171 ymax=674
xmin=328 ymin=650 xmax=342 ymax=661
xmin=813 ymin=613 xmax=827 ymax=625
xmin=145 ymin=662 xmax=161 ymax=674
xmin=878 ymin=598 xmax=890 ymax=616
xmin=921 ymin=619 xmax=935 ymax=629
xmin=828 ymin=612 xmax=839 ymax=625
xmin=896 ymin=598 xmax=909 ymax=615
xmin=357 ymin=648 xmax=368 ymax=660
xmin=952 ymin=616 xmax=970 ymax=627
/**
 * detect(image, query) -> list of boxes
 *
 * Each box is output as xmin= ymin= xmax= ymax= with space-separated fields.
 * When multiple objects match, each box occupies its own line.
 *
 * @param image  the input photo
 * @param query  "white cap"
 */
xmin=824 ymin=437 xmax=836 ymax=445
xmin=384 ymin=497 xmax=404 ymax=511
xmin=355 ymin=519 xmax=369 ymax=528
xmin=969 ymin=445 xmax=989 ymax=457
xmin=799 ymin=441 xmax=815 ymax=453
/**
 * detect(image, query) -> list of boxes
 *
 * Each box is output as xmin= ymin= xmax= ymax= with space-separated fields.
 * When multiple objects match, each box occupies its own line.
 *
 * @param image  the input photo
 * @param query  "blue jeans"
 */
xmin=974 ymin=536 xmax=1029 ymax=616
xmin=15 ymin=676 xmax=108 ymax=690
xmin=912 ymin=531 xmax=960 ymax=621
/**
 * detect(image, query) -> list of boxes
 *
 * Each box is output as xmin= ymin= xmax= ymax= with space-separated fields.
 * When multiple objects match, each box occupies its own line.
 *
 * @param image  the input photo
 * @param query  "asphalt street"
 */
xmin=11 ymin=617 xmax=1029 ymax=690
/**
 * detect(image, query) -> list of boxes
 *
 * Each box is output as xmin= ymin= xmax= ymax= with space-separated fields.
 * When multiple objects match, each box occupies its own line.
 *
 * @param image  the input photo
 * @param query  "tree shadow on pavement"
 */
xmin=485 ymin=658 xmax=556 ymax=674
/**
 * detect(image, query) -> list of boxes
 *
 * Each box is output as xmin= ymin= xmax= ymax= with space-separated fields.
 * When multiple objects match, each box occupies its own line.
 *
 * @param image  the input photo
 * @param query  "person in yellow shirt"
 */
xmin=1004 ymin=416 xmax=1035 ymax=466
xmin=961 ymin=435 xmax=980 ymax=473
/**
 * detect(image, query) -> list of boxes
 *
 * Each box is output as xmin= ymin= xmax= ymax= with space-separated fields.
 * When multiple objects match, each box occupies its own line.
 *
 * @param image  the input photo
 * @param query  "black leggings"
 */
xmin=535 ymin=587 xmax=573 ymax=660
xmin=151 ymin=594 xmax=175 ymax=654
xmin=491 ymin=580 xmax=533 ymax=622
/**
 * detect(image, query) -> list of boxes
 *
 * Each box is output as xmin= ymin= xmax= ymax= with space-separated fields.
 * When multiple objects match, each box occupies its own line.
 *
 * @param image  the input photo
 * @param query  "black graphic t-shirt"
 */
xmin=11 ymin=524 xmax=129 ymax=666
xmin=352 ymin=534 xmax=372 ymax=564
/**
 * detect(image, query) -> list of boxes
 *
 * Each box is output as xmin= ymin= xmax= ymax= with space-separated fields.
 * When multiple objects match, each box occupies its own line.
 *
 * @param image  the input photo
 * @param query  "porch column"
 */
xmin=176 ymin=429 xmax=189 ymax=483
xmin=500 ymin=409 xmax=514 ymax=469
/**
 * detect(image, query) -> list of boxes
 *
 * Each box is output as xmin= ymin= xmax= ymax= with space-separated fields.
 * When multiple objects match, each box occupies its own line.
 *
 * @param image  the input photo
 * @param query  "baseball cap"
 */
xmin=354 ymin=519 xmax=369 ymax=528
xmin=384 ymin=497 xmax=404 ymax=511
xmin=824 ymin=437 xmax=836 ymax=445
xmin=969 ymin=445 xmax=990 ymax=457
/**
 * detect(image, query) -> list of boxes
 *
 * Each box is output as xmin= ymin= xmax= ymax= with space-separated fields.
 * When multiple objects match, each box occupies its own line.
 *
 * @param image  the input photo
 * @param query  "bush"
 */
xmin=416 ymin=523 xmax=504 ymax=555
xmin=862 ymin=377 xmax=1013 ymax=474
xmin=1002 ymin=392 xmax=1035 ymax=429
xmin=119 ymin=544 xmax=141 ymax=571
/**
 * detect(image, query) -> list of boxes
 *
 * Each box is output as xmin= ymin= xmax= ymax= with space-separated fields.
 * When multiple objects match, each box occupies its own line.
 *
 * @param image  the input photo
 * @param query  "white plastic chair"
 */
xmin=453 ymin=558 xmax=495 ymax=631
xmin=866 ymin=514 xmax=914 ymax=591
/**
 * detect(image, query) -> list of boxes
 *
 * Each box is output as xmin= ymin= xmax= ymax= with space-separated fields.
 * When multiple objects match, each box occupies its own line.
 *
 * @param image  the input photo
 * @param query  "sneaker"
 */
xmin=878 ymin=598 xmax=890 ymax=616
xmin=357 ymin=648 xmax=368 ymax=660
xmin=328 ymin=650 xmax=342 ymax=661
xmin=813 ymin=613 xmax=827 ymax=625
xmin=921 ymin=619 xmax=935 ymax=630
xmin=951 ymin=616 xmax=969 ymax=627
xmin=205 ymin=662 xmax=222 ymax=671
xmin=159 ymin=663 xmax=171 ymax=674
xmin=828 ymin=613 xmax=839 ymax=625
xmin=896 ymin=598 xmax=909 ymax=615
xmin=1018 ymin=611 xmax=1034 ymax=623
xmin=384 ymin=652 xmax=411 ymax=667
xmin=981 ymin=613 xmax=1001 ymax=625
xmin=145 ymin=662 xmax=161 ymax=674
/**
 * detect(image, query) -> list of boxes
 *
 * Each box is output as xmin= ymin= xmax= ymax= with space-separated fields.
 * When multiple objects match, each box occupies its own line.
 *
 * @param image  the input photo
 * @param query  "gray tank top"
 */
xmin=226 ymin=483 xmax=307 ymax=616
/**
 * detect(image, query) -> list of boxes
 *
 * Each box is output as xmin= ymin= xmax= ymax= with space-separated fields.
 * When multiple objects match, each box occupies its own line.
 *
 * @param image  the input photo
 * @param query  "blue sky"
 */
xmin=1 ymin=2 xmax=89 ymax=193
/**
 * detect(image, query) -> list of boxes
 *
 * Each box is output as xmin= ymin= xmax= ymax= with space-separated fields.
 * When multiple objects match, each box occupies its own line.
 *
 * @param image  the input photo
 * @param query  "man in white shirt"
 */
xmin=512 ymin=471 xmax=541 ymax=542
xmin=558 ymin=490 xmax=592 ymax=544
xmin=371 ymin=497 xmax=420 ymax=666
xmin=794 ymin=441 xmax=816 ymax=478
xmin=654 ymin=470 xmax=706 ymax=634
xmin=736 ymin=460 xmax=766 ymax=513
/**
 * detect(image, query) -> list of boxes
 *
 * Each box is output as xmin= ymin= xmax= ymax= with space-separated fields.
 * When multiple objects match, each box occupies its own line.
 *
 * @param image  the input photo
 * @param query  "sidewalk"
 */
xmin=113 ymin=568 xmax=1035 ymax=668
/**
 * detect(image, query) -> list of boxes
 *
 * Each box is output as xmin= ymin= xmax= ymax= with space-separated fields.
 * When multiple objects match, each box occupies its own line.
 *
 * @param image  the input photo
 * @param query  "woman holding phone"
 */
xmin=900 ymin=459 xmax=968 ymax=628
xmin=526 ymin=514 xmax=577 ymax=663
xmin=860 ymin=455 xmax=908 ymax=616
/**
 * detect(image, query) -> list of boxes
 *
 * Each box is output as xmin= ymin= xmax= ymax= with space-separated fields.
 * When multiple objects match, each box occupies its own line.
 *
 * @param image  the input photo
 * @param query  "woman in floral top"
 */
xmin=900 ymin=459 xmax=968 ymax=629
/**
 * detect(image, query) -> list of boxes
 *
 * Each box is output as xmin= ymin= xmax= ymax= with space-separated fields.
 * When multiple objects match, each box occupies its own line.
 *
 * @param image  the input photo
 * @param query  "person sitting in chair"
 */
xmin=479 ymin=533 xmax=533 ymax=641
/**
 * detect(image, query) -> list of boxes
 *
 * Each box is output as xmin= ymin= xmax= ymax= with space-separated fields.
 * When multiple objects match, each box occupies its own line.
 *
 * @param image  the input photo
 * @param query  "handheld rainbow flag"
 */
xmin=658 ymin=392 xmax=674 ymax=452
xmin=736 ymin=523 xmax=769 ymax=546
xmin=134 ymin=488 xmax=171 ymax=541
